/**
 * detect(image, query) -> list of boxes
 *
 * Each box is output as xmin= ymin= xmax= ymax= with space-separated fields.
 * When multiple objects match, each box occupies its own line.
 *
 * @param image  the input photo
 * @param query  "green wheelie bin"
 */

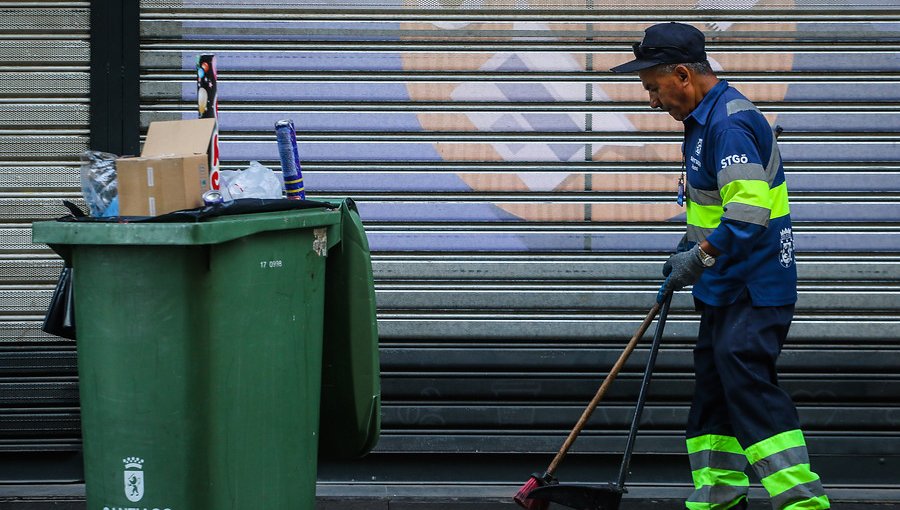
xmin=32 ymin=199 xmax=380 ymax=510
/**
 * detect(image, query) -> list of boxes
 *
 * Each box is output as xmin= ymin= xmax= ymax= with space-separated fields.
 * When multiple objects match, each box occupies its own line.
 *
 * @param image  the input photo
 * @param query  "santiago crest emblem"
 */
xmin=779 ymin=228 xmax=795 ymax=268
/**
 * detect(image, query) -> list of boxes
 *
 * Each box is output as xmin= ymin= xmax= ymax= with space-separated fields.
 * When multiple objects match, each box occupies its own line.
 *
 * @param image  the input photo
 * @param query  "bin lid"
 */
xmin=319 ymin=199 xmax=381 ymax=460
xmin=32 ymin=205 xmax=340 ymax=247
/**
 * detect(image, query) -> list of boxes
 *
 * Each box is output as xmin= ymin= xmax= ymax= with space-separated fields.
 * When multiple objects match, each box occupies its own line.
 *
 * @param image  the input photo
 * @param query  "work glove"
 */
xmin=657 ymin=244 xmax=708 ymax=304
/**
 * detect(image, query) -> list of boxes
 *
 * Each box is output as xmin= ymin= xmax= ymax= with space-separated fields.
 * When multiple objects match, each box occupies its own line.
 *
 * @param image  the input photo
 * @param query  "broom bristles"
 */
xmin=513 ymin=475 xmax=550 ymax=510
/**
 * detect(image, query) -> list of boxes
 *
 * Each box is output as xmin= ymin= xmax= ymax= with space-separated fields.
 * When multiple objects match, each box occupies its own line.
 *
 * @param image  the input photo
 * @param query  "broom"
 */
xmin=513 ymin=302 xmax=663 ymax=509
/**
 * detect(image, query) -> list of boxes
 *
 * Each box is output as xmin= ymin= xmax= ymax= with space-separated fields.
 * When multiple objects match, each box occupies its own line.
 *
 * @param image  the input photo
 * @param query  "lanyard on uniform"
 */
xmin=677 ymin=148 xmax=686 ymax=207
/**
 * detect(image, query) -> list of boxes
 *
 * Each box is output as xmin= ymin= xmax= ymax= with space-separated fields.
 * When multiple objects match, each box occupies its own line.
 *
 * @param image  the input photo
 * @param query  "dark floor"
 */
xmin=2 ymin=483 xmax=900 ymax=509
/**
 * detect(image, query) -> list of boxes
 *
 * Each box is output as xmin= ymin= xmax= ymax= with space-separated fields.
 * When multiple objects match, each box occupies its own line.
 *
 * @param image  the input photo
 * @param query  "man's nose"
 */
xmin=649 ymin=95 xmax=661 ymax=109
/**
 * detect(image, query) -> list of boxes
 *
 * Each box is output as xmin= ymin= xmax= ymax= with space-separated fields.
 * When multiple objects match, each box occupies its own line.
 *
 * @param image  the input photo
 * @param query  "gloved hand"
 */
xmin=657 ymin=244 xmax=708 ymax=303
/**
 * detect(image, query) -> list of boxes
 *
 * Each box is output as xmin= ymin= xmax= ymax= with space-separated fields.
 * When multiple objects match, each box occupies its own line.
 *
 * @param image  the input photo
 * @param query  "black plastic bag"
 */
xmin=56 ymin=197 xmax=336 ymax=224
xmin=42 ymin=266 xmax=76 ymax=340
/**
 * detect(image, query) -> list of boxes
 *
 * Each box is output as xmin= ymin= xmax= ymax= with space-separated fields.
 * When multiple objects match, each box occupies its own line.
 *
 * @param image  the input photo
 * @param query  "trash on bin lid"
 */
xmin=56 ymin=197 xmax=337 ymax=224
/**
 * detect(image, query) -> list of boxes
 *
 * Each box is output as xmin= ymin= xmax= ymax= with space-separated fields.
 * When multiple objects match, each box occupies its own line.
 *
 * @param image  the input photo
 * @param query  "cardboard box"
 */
xmin=117 ymin=118 xmax=216 ymax=216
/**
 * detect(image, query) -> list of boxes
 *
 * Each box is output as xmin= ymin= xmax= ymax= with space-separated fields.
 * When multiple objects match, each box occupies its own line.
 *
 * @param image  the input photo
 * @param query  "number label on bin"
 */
xmin=260 ymin=260 xmax=283 ymax=269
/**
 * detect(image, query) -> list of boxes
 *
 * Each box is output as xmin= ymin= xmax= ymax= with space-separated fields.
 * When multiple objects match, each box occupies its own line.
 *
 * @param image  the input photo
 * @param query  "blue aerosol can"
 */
xmin=274 ymin=119 xmax=306 ymax=200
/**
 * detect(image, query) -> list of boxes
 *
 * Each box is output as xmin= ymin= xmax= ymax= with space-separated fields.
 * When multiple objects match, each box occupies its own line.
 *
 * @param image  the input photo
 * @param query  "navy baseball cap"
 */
xmin=610 ymin=22 xmax=707 ymax=73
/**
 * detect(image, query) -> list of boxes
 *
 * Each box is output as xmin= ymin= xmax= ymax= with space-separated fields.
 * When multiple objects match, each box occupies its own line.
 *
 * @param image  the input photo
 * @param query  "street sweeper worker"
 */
xmin=611 ymin=22 xmax=829 ymax=510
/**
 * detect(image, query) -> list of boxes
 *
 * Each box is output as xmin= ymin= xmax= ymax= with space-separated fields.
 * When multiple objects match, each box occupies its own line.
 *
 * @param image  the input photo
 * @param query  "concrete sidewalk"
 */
xmin=2 ymin=483 xmax=900 ymax=509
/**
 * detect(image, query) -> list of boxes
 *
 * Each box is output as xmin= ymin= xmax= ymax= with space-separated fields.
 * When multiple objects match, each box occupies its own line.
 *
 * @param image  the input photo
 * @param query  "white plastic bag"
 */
xmin=219 ymin=161 xmax=283 ymax=201
xmin=79 ymin=150 xmax=119 ymax=216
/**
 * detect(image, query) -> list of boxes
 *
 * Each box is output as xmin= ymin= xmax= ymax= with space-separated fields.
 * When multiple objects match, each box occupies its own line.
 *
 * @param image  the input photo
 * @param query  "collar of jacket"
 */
xmin=685 ymin=79 xmax=729 ymax=126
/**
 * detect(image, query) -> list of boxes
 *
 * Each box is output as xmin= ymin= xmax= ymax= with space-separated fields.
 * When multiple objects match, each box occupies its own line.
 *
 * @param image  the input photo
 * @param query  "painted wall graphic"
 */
xmin=152 ymin=5 xmax=900 ymax=251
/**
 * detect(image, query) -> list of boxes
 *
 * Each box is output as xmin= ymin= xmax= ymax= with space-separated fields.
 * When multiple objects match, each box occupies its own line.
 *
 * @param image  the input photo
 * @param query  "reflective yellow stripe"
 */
xmin=782 ymin=495 xmax=831 ymax=509
xmin=686 ymin=496 xmax=749 ymax=510
xmin=744 ymin=429 xmax=807 ymax=464
xmin=688 ymin=435 xmax=751 ymax=495
xmin=686 ymin=491 xmax=749 ymax=510
xmin=688 ymin=182 xmax=790 ymax=227
xmin=686 ymin=201 xmax=723 ymax=229
xmin=692 ymin=467 xmax=751 ymax=489
xmin=687 ymin=434 xmax=745 ymax=455
xmin=721 ymin=179 xmax=771 ymax=210
xmin=761 ymin=465 xmax=820 ymax=497
xmin=770 ymin=181 xmax=790 ymax=218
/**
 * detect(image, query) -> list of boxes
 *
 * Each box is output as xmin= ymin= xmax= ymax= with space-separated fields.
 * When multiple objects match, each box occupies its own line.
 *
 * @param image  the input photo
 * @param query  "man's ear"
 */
xmin=675 ymin=64 xmax=691 ymax=86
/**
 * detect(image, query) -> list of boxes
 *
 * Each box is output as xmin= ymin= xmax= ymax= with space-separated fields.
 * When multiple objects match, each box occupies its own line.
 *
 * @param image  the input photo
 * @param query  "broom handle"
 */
xmin=545 ymin=301 xmax=662 ymax=476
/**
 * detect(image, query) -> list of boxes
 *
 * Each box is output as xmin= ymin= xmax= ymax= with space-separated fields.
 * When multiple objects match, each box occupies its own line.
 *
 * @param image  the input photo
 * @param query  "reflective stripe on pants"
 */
xmin=685 ymin=290 xmax=829 ymax=509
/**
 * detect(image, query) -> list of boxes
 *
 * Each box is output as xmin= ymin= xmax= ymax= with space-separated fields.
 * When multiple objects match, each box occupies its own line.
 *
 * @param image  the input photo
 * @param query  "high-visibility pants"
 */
xmin=685 ymin=290 xmax=830 ymax=510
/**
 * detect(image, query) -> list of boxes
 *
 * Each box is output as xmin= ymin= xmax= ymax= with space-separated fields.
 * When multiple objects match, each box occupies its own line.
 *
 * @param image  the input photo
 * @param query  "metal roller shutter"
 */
xmin=137 ymin=0 xmax=900 ymax=490
xmin=0 ymin=1 xmax=89 ymax=482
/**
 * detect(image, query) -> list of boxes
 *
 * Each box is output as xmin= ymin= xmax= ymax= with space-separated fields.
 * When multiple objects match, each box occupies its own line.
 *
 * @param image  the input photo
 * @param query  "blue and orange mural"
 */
xmin=149 ymin=10 xmax=900 ymax=251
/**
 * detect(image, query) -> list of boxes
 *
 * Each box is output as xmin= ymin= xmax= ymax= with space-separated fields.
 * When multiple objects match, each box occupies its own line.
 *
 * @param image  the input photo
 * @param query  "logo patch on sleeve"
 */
xmin=720 ymin=153 xmax=749 ymax=169
xmin=779 ymin=228 xmax=795 ymax=268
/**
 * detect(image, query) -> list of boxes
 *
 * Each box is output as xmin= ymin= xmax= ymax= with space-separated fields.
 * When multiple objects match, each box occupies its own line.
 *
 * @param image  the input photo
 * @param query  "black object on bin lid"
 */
xmin=57 ymin=198 xmax=337 ymax=224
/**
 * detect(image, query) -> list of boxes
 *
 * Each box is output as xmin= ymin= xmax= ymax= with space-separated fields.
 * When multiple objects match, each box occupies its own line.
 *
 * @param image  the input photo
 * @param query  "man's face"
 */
xmin=638 ymin=66 xmax=693 ymax=122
